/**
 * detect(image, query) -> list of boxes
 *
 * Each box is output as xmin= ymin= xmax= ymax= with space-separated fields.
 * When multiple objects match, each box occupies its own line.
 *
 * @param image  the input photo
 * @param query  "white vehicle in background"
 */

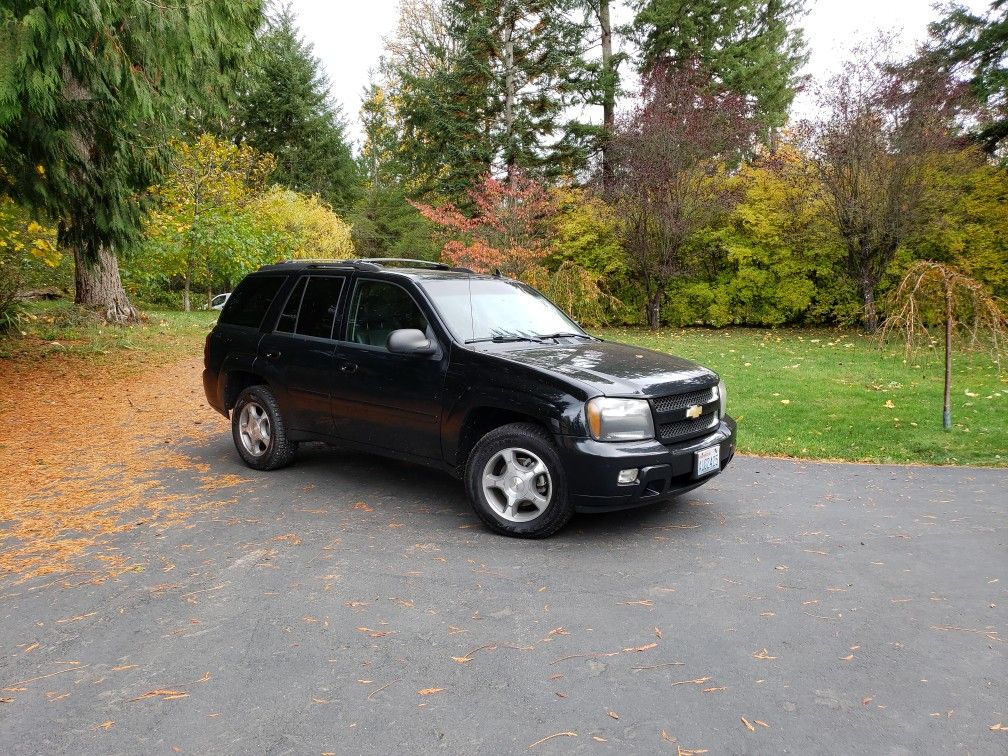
xmin=208 ymin=293 xmax=231 ymax=311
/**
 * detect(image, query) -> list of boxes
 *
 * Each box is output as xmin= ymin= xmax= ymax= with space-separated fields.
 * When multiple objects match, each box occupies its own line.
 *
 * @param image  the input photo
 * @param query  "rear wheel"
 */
xmin=231 ymin=385 xmax=296 ymax=471
xmin=465 ymin=423 xmax=573 ymax=538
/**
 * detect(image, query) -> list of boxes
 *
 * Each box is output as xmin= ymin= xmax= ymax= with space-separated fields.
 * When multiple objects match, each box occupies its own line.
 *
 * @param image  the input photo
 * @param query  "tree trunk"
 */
xmin=503 ymin=15 xmax=516 ymax=186
xmin=74 ymin=243 xmax=139 ymax=324
xmin=647 ymin=288 xmax=663 ymax=330
xmin=861 ymin=278 xmax=878 ymax=333
xmin=599 ymin=0 xmax=615 ymax=193
xmin=182 ymin=267 xmax=191 ymax=312
xmin=943 ymin=280 xmax=953 ymax=430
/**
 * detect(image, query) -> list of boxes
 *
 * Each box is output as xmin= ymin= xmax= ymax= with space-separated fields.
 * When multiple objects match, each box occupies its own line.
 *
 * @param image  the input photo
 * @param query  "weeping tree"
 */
xmin=881 ymin=261 xmax=1006 ymax=430
xmin=0 ymin=1 xmax=262 ymax=323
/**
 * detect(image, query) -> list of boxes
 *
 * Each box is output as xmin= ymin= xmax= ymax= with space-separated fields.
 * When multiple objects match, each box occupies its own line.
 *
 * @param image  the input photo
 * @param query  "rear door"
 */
xmin=330 ymin=277 xmax=447 ymax=459
xmin=256 ymin=274 xmax=346 ymax=437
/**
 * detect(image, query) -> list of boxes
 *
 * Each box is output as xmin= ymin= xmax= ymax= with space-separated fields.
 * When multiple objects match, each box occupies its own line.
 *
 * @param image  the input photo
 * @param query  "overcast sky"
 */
xmin=289 ymin=0 xmax=990 ymax=146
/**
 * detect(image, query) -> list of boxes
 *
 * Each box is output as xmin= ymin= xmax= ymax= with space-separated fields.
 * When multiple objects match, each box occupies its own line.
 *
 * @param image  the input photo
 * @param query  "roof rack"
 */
xmin=260 ymin=258 xmax=477 ymax=274
xmin=351 ymin=258 xmax=452 ymax=270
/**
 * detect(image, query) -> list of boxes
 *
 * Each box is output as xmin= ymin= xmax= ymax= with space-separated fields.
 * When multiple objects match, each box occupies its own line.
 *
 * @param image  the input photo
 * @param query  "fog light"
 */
xmin=617 ymin=468 xmax=639 ymax=485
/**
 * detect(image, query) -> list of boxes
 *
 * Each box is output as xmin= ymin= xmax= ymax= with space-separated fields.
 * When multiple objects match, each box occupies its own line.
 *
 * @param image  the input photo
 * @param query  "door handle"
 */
xmin=339 ymin=362 xmax=357 ymax=373
xmin=265 ymin=350 xmax=282 ymax=361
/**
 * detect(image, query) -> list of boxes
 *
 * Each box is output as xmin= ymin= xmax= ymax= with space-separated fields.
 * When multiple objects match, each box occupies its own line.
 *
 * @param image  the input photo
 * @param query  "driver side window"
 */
xmin=347 ymin=280 xmax=429 ymax=348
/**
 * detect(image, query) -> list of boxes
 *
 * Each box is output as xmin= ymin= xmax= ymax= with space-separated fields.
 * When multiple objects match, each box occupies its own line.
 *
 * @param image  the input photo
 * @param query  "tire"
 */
xmin=464 ymin=422 xmax=573 ymax=538
xmin=231 ymin=385 xmax=297 ymax=471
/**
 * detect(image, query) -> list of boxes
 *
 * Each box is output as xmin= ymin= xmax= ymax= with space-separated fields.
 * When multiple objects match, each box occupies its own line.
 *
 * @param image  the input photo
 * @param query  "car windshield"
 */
xmin=419 ymin=277 xmax=588 ymax=344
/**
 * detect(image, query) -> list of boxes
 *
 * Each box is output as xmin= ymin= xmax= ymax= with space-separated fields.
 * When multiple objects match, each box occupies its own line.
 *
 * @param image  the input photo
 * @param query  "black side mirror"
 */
xmin=386 ymin=328 xmax=436 ymax=356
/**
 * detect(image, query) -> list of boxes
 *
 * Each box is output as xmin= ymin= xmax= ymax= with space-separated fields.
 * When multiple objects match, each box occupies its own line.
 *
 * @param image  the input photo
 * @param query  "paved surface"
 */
xmin=1 ymin=433 xmax=1006 ymax=755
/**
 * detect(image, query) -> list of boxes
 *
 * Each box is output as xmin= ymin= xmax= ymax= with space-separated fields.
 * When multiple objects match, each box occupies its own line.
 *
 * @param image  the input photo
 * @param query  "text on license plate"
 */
xmin=695 ymin=445 xmax=720 ymax=477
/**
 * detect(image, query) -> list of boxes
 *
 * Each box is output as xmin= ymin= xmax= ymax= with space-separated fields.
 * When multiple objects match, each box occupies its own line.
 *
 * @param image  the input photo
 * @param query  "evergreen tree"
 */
xmin=923 ymin=1 xmax=1008 ymax=158
xmin=234 ymin=7 xmax=359 ymax=211
xmin=385 ymin=0 xmax=594 ymax=200
xmin=633 ymin=0 xmax=807 ymax=146
xmin=0 ymin=0 xmax=262 ymax=322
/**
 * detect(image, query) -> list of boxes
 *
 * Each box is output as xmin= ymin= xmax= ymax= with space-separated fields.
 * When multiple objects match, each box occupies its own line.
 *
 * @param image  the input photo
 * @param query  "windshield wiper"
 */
xmin=535 ymin=332 xmax=595 ymax=341
xmin=464 ymin=334 xmax=545 ymax=344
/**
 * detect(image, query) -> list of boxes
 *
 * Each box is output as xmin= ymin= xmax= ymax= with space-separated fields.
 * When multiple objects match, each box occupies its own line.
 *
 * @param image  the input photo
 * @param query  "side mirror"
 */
xmin=386 ymin=328 xmax=436 ymax=356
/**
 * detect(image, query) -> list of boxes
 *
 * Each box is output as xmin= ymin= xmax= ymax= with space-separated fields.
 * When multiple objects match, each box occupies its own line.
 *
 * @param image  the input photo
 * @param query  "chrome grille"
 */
xmin=658 ymin=413 xmax=720 ymax=443
xmin=652 ymin=386 xmax=717 ymax=414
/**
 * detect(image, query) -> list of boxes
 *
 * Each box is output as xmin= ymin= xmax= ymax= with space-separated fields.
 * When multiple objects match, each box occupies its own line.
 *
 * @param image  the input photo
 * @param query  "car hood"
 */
xmin=489 ymin=339 xmax=718 ymax=398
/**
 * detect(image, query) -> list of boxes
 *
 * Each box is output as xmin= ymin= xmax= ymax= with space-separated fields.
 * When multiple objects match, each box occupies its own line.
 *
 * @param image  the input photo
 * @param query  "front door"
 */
xmin=331 ymin=278 xmax=446 ymax=459
xmin=256 ymin=274 xmax=346 ymax=437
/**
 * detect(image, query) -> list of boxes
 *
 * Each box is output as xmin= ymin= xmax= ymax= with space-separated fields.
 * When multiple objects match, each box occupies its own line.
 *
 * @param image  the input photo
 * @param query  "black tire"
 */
xmin=464 ymin=422 xmax=573 ymax=538
xmin=231 ymin=385 xmax=297 ymax=471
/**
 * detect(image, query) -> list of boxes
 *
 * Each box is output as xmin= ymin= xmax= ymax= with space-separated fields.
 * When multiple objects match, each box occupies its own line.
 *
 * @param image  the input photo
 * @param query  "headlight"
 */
xmin=586 ymin=397 xmax=655 ymax=441
xmin=718 ymin=378 xmax=727 ymax=419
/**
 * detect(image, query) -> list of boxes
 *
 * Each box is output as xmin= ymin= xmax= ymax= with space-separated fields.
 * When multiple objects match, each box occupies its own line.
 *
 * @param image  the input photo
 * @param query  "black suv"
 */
xmin=203 ymin=259 xmax=736 ymax=537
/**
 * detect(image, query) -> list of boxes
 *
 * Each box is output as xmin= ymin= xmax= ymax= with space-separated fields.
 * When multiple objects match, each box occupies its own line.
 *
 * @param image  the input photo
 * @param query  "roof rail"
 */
xmin=259 ymin=258 xmax=478 ymax=275
xmin=350 ymin=258 xmax=452 ymax=270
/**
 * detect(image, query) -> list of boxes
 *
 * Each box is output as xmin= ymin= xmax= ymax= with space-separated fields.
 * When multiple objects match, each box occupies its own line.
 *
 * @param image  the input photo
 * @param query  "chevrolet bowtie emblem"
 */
xmin=685 ymin=405 xmax=703 ymax=419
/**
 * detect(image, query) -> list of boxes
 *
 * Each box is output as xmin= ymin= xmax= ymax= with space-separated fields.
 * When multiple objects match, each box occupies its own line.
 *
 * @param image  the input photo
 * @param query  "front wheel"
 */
xmin=231 ymin=385 xmax=296 ymax=471
xmin=465 ymin=423 xmax=573 ymax=538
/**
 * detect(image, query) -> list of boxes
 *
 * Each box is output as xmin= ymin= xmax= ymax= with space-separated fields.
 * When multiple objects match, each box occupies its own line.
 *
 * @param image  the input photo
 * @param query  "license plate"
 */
xmin=695 ymin=445 xmax=721 ymax=477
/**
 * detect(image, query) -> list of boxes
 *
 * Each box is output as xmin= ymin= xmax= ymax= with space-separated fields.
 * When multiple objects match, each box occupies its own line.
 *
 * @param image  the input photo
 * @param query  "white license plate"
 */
xmin=695 ymin=445 xmax=721 ymax=477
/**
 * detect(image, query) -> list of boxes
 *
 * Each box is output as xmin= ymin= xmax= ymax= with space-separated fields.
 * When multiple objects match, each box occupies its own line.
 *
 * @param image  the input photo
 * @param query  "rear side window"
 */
xmin=219 ymin=275 xmax=284 ymax=329
xmin=295 ymin=276 xmax=345 ymax=339
xmin=275 ymin=277 xmax=307 ymax=334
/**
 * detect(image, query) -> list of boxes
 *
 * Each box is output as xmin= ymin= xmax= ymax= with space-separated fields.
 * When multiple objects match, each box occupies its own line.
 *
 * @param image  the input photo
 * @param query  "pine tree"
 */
xmin=385 ymin=0 xmax=593 ymax=201
xmin=923 ymin=0 xmax=1008 ymax=158
xmin=0 ymin=1 xmax=262 ymax=322
xmin=633 ymin=0 xmax=807 ymax=146
xmin=234 ymin=7 xmax=359 ymax=212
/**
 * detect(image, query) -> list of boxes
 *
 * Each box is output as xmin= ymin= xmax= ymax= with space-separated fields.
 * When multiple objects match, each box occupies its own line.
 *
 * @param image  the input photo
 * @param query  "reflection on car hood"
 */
xmin=491 ymin=340 xmax=718 ymax=397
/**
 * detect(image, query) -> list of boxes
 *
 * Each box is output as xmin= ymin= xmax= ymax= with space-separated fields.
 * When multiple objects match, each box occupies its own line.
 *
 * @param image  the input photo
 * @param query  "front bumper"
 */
xmin=555 ymin=417 xmax=736 ymax=513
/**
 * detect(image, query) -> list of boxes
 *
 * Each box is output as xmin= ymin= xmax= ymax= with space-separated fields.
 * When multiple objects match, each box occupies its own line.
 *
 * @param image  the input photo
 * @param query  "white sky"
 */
xmin=291 ymin=0 xmax=991 ymax=147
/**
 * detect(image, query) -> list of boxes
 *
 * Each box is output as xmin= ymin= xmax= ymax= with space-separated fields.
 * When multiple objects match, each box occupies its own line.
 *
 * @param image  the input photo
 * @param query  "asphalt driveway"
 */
xmin=1 ymin=434 xmax=1005 ymax=754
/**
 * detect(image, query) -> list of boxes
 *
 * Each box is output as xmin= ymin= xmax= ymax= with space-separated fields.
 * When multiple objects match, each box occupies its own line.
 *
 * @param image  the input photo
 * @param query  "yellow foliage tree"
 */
xmin=253 ymin=187 xmax=354 ymax=261
xmin=144 ymin=134 xmax=275 ymax=310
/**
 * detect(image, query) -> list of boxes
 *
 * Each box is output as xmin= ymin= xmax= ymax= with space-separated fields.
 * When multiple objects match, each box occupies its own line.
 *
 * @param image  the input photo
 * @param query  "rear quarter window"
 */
xmin=218 ymin=275 xmax=285 ymax=329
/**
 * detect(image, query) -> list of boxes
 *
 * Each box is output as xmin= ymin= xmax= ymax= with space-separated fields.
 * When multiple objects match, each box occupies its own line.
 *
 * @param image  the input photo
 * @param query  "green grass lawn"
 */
xmin=597 ymin=326 xmax=1007 ymax=467
xmin=0 ymin=299 xmax=217 ymax=366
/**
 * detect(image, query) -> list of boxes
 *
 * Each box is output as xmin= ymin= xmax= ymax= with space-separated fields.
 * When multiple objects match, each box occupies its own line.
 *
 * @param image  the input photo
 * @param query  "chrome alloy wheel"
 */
xmin=481 ymin=447 xmax=552 ymax=523
xmin=238 ymin=401 xmax=271 ymax=457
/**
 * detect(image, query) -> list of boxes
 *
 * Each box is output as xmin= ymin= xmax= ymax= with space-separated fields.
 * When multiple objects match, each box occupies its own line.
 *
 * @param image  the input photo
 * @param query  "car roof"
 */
xmin=254 ymin=259 xmax=500 ymax=282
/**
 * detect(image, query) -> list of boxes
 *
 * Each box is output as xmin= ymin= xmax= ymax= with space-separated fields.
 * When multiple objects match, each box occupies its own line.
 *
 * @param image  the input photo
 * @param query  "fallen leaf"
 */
xmin=417 ymin=688 xmax=444 ymax=696
xmin=95 ymin=721 xmax=114 ymax=731
xmin=752 ymin=648 xmax=778 ymax=660
xmin=623 ymin=643 xmax=658 ymax=653
xmin=990 ymin=723 xmax=1008 ymax=731
xmin=352 ymin=501 xmax=374 ymax=512
xmin=528 ymin=732 xmax=576 ymax=749
xmin=741 ymin=717 xmax=755 ymax=732
xmin=608 ymin=711 xmax=619 ymax=720
xmin=755 ymin=720 xmax=769 ymax=728
xmin=702 ymin=687 xmax=727 ymax=693
xmin=132 ymin=689 xmax=189 ymax=702
xmin=671 ymin=676 xmax=713 ymax=687
xmin=592 ymin=736 xmax=607 ymax=742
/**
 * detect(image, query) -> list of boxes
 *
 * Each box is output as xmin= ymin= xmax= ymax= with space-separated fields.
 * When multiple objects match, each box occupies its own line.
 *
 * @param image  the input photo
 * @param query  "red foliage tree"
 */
xmin=411 ymin=170 xmax=555 ymax=276
xmin=611 ymin=62 xmax=758 ymax=329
